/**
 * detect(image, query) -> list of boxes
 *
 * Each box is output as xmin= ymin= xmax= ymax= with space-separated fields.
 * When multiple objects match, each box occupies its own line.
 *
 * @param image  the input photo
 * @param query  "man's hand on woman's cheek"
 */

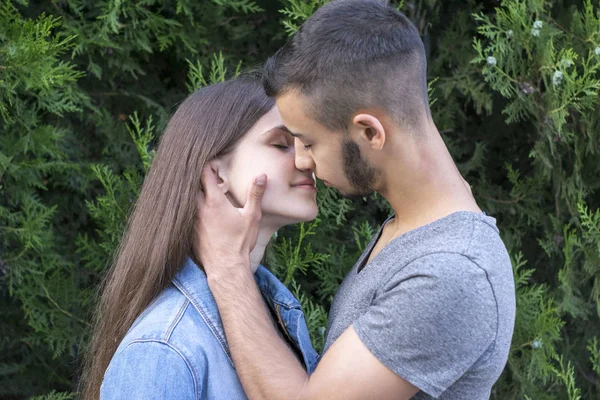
xmin=193 ymin=163 xmax=267 ymax=276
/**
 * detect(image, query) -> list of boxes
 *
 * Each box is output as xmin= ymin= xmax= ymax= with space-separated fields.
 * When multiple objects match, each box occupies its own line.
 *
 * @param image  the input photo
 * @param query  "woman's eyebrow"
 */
xmin=262 ymin=125 xmax=303 ymax=138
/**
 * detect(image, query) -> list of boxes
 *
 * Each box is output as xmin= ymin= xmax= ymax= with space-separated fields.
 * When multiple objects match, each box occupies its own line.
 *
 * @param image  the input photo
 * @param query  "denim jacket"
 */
xmin=100 ymin=258 xmax=319 ymax=399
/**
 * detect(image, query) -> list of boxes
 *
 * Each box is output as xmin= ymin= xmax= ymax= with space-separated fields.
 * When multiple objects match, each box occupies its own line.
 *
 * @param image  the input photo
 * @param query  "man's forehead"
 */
xmin=275 ymin=95 xmax=315 ymax=135
xmin=275 ymin=89 xmax=308 ymax=112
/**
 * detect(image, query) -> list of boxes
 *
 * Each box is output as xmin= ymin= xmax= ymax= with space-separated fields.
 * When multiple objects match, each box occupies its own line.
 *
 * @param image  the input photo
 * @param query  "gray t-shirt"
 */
xmin=324 ymin=211 xmax=516 ymax=399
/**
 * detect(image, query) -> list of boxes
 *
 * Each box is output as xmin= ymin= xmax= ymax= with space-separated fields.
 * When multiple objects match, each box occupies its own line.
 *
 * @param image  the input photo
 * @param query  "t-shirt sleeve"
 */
xmin=353 ymin=253 xmax=497 ymax=398
xmin=100 ymin=340 xmax=198 ymax=399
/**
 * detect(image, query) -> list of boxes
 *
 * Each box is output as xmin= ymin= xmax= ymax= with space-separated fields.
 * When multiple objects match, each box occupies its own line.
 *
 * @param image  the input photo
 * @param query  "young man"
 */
xmin=194 ymin=0 xmax=516 ymax=399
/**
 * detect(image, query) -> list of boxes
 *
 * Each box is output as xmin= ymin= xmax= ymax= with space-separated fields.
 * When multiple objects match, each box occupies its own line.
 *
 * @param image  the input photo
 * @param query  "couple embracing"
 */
xmin=81 ymin=1 xmax=516 ymax=399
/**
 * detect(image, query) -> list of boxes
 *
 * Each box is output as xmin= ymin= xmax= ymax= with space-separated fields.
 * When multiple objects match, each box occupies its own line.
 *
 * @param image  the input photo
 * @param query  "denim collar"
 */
xmin=254 ymin=264 xmax=302 ymax=311
xmin=172 ymin=258 xmax=308 ymax=366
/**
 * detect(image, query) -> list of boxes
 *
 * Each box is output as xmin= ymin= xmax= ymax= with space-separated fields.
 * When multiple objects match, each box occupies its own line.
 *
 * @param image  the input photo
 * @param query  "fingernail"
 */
xmin=255 ymin=175 xmax=266 ymax=186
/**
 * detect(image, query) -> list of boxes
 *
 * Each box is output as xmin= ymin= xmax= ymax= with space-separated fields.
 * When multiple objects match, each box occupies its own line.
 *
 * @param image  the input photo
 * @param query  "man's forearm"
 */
xmin=207 ymin=263 xmax=310 ymax=400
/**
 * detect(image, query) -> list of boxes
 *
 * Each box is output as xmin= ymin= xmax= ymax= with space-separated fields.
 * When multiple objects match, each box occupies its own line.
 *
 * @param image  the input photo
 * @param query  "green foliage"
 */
xmin=280 ymin=0 xmax=406 ymax=35
xmin=314 ymin=183 xmax=354 ymax=226
xmin=29 ymin=391 xmax=76 ymax=400
xmin=211 ymin=0 xmax=264 ymax=14
xmin=279 ymin=0 xmax=330 ymax=35
xmin=290 ymin=279 xmax=329 ymax=352
xmin=1 ymin=0 xmax=600 ymax=398
xmin=268 ymin=220 xmax=329 ymax=286
xmin=0 ymin=1 xmax=90 ymax=394
xmin=0 ymin=2 xmax=87 ymax=122
xmin=0 ymin=0 xmax=277 ymax=396
xmin=588 ymin=337 xmax=600 ymax=376
xmin=497 ymin=253 xmax=564 ymax=398
xmin=549 ymin=355 xmax=582 ymax=400
xmin=469 ymin=0 xmax=600 ymax=397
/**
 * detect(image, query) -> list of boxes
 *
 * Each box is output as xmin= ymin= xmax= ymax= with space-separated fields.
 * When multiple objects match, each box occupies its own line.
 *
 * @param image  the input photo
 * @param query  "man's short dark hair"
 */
xmin=263 ymin=0 xmax=430 ymax=134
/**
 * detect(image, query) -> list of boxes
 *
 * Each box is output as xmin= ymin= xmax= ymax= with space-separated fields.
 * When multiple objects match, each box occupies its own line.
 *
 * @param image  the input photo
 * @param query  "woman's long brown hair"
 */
xmin=79 ymin=74 xmax=275 ymax=399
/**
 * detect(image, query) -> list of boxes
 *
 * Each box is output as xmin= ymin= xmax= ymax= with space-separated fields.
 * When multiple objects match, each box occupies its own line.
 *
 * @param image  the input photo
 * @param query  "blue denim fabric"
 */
xmin=100 ymin=258 xmax=319 ymax=400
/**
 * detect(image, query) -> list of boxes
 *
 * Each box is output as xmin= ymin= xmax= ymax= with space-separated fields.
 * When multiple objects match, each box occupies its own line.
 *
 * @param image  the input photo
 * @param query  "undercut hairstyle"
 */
xmin=263 ymin=0 xmax=430 ymax=134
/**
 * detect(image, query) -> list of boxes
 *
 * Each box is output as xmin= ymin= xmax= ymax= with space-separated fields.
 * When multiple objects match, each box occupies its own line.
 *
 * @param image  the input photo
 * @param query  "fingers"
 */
xmin=244 ymin=174 xmax=267 ymax=217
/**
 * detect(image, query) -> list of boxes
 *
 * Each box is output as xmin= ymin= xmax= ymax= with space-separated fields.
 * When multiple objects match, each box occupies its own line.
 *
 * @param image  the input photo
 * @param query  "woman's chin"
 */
xmin=291 ymin=205 xmax=319 ymax=223
xmin=263 ymin=207 xmax=319 ymax=227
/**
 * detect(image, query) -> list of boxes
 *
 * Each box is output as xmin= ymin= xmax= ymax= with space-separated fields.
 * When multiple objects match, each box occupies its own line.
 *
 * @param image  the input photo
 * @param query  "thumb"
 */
xmin=244 ymin=174 xmax=267 ymax=215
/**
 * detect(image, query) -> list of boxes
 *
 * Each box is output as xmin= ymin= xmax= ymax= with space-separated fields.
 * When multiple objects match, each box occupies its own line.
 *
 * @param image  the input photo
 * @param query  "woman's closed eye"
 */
xmin=272 ymin=133 xmax=293 ymax=150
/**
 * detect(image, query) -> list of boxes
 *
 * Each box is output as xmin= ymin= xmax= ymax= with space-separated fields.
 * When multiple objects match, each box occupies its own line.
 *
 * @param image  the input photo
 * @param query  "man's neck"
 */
xmin=379 ymin=128 xmax=481 ymax=237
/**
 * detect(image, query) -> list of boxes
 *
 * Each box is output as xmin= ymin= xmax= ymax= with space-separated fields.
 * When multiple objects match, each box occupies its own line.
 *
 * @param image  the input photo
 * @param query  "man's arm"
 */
xmin=207 ymin=263 xmax=419 ymax=400
xmin=195 ymin=166 xmax=419 ymax=400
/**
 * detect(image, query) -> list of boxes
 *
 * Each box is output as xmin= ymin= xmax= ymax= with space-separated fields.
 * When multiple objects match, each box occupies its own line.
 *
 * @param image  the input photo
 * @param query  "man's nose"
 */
xmin=294 ymin=139 xmax=315 ymax=172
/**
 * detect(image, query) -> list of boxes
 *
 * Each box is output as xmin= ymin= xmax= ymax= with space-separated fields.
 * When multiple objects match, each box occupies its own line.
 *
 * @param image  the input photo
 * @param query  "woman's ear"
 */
xmin=207 ymin=159 xmax=230 ymax=194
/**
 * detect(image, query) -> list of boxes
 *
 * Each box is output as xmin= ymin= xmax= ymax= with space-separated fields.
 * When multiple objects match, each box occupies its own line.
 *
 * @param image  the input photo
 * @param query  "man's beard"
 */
xmin=340 ymin=138 xmax=379 ymax=199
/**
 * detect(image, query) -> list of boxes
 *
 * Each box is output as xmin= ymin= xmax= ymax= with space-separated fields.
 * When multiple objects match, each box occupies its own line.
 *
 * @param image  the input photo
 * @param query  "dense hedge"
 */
xmin=1 ymin=1 xmax=599 ymax=399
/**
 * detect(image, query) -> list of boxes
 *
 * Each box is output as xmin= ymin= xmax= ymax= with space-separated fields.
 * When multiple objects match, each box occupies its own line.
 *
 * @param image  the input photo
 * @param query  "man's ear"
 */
xmin=207 ymin=159 xmax=230 ymax=194
xmin=352 ymin=113 xmax=386 ymax=150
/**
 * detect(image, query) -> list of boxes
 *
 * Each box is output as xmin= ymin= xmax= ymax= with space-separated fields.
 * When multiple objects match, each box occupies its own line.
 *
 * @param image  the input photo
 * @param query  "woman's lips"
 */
xmin=292 ymin=179 xmax=317 ymax=192
xmin=292 ymin=184 xmax=317 ymax=192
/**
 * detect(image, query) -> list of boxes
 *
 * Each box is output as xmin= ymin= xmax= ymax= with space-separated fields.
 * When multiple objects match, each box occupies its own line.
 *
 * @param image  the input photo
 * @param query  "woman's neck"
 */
xmin=249 ymin=225 xmax=277 ymax=273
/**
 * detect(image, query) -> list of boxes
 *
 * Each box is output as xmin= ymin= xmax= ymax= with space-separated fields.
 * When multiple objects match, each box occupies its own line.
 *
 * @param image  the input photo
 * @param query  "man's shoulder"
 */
xmin=387 ymin=252 xmax=499 ymax=309
xmin=380 ymin=212 xmax=510 ymax=277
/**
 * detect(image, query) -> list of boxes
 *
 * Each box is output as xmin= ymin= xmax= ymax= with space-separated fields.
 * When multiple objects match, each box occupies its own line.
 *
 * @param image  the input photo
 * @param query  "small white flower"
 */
xmin=553 ymin=70 xmax=563 ymax=86
xmin=487 ymin=56 xmax=497 ymax=66
xmin=518 ymin=81 xmax=535 ymax=94
xmin=531 ymin=28 xmax=541 ymax=37
xmin=507 ymin=29 xmax=514 ymax=37
xmin=560 ymin=59 xmax=573 ymax=68
xmin=595 ymin=47 xmax=600 ymax=56
xmin=533 ymin=20 xmax=543 ymax=29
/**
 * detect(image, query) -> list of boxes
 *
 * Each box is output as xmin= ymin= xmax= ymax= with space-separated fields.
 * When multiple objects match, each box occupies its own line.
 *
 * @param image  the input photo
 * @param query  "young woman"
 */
xmin=80 ymin=73 xmax=319 ymax=400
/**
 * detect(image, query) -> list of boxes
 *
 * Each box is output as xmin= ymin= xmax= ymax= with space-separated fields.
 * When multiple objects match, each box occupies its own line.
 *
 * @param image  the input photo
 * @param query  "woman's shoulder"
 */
xmin=115 ymin=277 xmax=231 ymax=361
xmin=118 ymin=284 xmax=214 ymax=348
xmin=101 ymin=261 xmax=246 ymax=398
xmin=101 ymin=336 xmax=198 ymax=399
xmin=105 ymin=284 xmax=214 ymax=376
xmin=123 ymin=285 xmax=189 ymax=342
xmin=101 ymin=286 xmax=200 ymax=397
